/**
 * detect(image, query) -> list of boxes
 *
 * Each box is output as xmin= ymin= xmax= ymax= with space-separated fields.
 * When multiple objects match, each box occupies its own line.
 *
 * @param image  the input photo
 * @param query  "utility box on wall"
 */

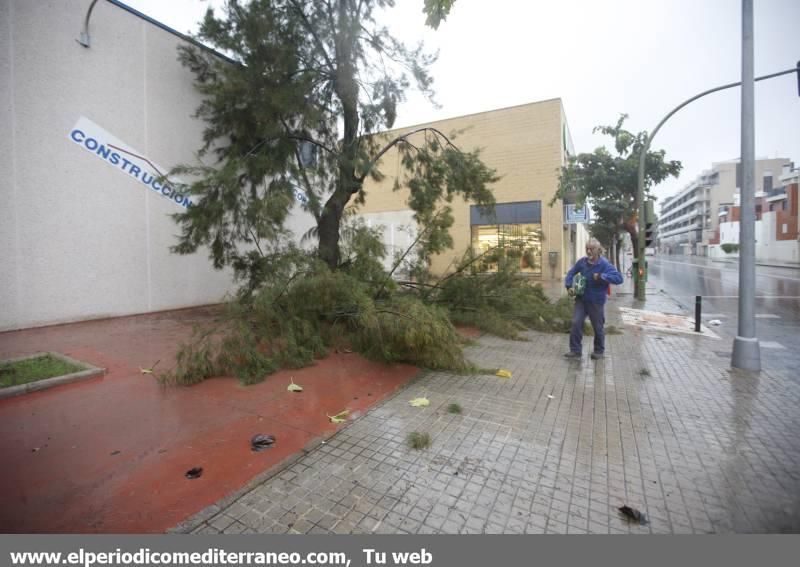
xmin=548 ymin=251 xmax=559 ymax=279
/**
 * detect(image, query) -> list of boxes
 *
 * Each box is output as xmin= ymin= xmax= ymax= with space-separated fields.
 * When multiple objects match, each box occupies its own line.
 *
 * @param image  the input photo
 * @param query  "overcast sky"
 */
xmin=124 ymin=0 xmax=800 ymax=202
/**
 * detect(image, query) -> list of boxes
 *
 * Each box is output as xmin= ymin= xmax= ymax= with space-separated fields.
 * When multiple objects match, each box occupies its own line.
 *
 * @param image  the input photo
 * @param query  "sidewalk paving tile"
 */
xmin=183 ymin=294 xmax=800 ymax=534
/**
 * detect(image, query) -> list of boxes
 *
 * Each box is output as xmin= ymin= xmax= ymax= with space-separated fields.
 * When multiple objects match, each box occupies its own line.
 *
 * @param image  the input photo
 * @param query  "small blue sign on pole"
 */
xmin=564 ymin=204 xmax=590 ymax=224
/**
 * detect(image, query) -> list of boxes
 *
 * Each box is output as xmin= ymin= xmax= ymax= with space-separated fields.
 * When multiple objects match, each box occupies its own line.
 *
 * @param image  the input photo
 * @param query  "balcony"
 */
xmin=660 ymin=208 xmax=705 ymax=231
xmin=662 ymin=195 xmax=700 ymax=215
xmin=765 ymin=188 xmax=787 ymax=203
xmin=660 ymin=223 xmax=704 ymax=239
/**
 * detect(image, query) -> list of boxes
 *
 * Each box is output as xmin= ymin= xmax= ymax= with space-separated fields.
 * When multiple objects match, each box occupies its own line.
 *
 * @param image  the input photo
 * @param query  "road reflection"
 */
xmin=645 ymin=255 xmax=800 ymax=370
xmin=649 ymin=256 xmax=800 ymax=315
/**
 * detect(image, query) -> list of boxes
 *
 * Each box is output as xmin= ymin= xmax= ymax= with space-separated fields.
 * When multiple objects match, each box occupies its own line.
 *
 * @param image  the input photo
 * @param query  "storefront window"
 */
xmin=471 ymin=223 xmax=543 ymax=274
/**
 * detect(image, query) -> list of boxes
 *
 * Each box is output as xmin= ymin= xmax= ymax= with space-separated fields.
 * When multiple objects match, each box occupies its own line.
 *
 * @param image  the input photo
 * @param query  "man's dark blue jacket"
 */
xmin=565 ymin=256 xmax=624 ymax=305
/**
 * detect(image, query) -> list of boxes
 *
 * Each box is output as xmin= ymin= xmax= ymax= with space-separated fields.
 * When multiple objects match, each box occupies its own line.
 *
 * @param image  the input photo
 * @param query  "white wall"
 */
xmin=356 ymin=210 xmax=419 ymax=275
xmin=0 ymin=0 xmax=244 ymax=331
xmin=757 ymin=212 xmax=800 ymax=263
xmin=574 ymin=223 xmax=590 ymax=265
xmin=708 ymin=221 xmax=738 ymax=259
xmin=712 ymin=216 xmax=800 ymax=263
xmin=719 ymin=221 xmax=741 ymax=245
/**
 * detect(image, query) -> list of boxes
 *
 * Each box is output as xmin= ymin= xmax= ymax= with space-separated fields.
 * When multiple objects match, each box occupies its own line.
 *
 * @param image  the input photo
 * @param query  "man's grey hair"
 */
xmin=586 ymin=238 xmax=604 ymax=255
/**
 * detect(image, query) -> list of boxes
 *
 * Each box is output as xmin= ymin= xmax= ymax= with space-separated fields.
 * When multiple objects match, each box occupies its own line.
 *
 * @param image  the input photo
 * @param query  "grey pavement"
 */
xmin=176 ymin=290 xmax=800 ymax=534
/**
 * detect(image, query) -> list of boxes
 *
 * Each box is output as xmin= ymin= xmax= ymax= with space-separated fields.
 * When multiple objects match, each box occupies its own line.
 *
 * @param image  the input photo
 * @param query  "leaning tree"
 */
xmin=170 ymin=0 xmax=497 ymax=286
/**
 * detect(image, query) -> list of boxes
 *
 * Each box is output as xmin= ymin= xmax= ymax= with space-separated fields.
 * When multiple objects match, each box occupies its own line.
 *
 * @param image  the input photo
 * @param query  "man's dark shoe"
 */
xmin=590 ymin=352 xmax=604 ymax=360
xmin=564 ymin=352 xmax=581 ymax=359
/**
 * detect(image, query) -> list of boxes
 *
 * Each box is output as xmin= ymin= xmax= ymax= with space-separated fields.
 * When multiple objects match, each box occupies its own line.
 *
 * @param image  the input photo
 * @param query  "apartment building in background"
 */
xmin=658 ymin=158 xmax=791 ymax=256
xmin=712 ymin=161 xmax=799 ymax=264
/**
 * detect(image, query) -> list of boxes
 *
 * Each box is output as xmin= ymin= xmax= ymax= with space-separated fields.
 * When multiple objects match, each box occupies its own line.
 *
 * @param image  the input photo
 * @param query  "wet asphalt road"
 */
xmin=645 ymin=255 xmax=800 ymax=371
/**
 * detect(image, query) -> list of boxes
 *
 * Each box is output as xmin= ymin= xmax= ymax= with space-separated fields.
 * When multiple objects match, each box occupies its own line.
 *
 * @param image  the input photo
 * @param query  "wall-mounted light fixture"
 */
xmin=77 ymin=0 xmax=101 ymax=47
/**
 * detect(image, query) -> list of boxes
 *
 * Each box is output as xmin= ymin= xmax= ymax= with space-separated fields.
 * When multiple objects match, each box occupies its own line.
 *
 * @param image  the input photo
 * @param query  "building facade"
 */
xmin=711 ymin=162 xmax=799 ymax=263
xmin=1 ymin=1 xmax=582 ymax=332
xmin=357 ymin=99 xmax=584 ymax=283
xmin=659 ymin=158 xmax=791 ymax=256
xmin=0 ymin=0 xmax=246 ymax=332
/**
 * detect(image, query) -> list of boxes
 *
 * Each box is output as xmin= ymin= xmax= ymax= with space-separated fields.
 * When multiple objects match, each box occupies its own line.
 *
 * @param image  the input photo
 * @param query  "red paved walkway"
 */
xmin=0 ymin=308 xmax=419 ymax=533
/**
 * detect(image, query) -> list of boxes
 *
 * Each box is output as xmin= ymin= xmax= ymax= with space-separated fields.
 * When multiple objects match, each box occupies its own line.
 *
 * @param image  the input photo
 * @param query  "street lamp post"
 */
xmin=731 ymin=0 xmax=760 ymax=371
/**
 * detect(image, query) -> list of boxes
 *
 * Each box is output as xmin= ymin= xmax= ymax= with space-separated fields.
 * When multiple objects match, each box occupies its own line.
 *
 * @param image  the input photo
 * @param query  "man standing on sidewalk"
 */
xmin=564 ymin=238 xmax=624 ymax=360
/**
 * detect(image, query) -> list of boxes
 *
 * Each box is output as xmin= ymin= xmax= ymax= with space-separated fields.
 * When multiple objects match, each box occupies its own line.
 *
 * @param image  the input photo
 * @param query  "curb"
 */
xmin=0 ymin=352 xmax=106 ymax=399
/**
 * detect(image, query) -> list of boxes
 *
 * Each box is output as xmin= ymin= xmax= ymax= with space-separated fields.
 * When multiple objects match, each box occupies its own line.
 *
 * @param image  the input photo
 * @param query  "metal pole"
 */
xmin=636 ymin=150 xmax=647 ymax=300
xmin=732 ymin=0 xmax=760 ymax=371
xmin=695 ymin=296 xmax=702 ymax=332
xmin=634 ymin=66 xmax=797 ymax=302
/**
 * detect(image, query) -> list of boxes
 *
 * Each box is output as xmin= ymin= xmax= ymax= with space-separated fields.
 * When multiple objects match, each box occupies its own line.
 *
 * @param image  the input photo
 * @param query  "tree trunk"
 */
xmin=318 ymin=198 xmax=344 ymax=269
xmin=609 ymin=236 xmax=616 ymax=267
xmin=622 ymin=217 xmax=638 ymax=254
xmin=317 ymin=2 xmax=360 ymax=271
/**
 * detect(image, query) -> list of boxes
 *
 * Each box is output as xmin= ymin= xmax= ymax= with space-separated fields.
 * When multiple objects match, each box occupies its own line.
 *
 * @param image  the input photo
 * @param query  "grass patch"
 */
xmin=606 ymin=325 xmax=623 ymax=335
xmin=639 ymin=368 xmax=651 ymax=377
xmin=407 ymin=431 xmax=431 ymax=450
xmin=0 ymin=354 xmax=85 ymax=388
xmin=447 ymin=403 xmax=462 ymax=414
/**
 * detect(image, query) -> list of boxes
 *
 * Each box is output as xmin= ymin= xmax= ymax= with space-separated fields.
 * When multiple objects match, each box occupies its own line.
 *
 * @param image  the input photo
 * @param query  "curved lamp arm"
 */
xmin=634 ymin=64 xmax=798 ymax=300
xmin=77 ymin=0 xmax=101 ymax=48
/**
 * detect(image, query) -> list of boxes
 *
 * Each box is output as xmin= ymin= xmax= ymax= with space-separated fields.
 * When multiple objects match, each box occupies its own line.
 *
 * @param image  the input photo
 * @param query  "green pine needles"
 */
xmin=164 ymin=256 xmax=471 ymax=385
xmin=435 ymin=251 xmax=575 ymax=339
xmin=164 ymin=233 xmax=579 ymax=386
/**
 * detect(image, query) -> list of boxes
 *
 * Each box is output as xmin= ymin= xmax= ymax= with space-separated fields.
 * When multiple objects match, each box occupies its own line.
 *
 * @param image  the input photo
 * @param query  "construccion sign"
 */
xmin=68 ymin=116 xmax=194 ymax=208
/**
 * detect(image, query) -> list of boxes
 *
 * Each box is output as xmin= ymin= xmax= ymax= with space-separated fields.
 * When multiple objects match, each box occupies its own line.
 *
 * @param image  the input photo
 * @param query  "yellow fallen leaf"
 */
xmin=139 ymin=360 xmax=160 ymax=375
xmin=287 ymin=378 xmax=303 ymax=392
xmin=327 ymin=410 xmax=349 ymax=424
xmin=409 ymin=397 xmax=430 ymax=407
xmin=495 ymin=369 xmax=512 ymax=379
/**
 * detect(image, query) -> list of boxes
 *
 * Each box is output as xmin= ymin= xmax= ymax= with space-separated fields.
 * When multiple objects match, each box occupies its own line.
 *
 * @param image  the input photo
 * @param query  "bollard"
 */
xmin=695 ymin=296 xmax=702 ymax=332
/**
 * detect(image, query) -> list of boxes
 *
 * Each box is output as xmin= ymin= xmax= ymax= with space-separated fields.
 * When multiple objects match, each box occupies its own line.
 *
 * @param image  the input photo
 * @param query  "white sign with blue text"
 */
xmin=68 ymin=116 xmax=193 ymax=208
xmin=564 ymin=204 xmax=590 ymax=224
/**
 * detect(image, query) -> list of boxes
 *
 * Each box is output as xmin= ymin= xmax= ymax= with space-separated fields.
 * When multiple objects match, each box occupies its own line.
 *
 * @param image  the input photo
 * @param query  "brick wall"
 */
xmin=775 ymin=184 xmax=798 ymax=241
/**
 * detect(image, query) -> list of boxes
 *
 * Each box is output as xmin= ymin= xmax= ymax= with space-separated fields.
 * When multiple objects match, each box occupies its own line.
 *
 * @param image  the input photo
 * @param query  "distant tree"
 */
xmin=170 ymin=0 xmax=496 ymax=285
xmin=552 ymin=115 xmax=681 ymax=253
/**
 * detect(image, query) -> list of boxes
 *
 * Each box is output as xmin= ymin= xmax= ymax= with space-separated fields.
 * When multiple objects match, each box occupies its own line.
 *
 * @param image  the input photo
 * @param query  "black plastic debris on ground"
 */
xmin=618 ymin=505 xmax=647 ymax=525
xmin=185 ymin=467 xmax=203 ymax=480
xmin=251 ymin=434 xmax=276 ymax=452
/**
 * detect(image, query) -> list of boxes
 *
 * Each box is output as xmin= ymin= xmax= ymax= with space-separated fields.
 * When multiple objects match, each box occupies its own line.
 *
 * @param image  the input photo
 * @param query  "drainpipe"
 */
xmin=77 ymin=0 xmax=101 ymax=47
